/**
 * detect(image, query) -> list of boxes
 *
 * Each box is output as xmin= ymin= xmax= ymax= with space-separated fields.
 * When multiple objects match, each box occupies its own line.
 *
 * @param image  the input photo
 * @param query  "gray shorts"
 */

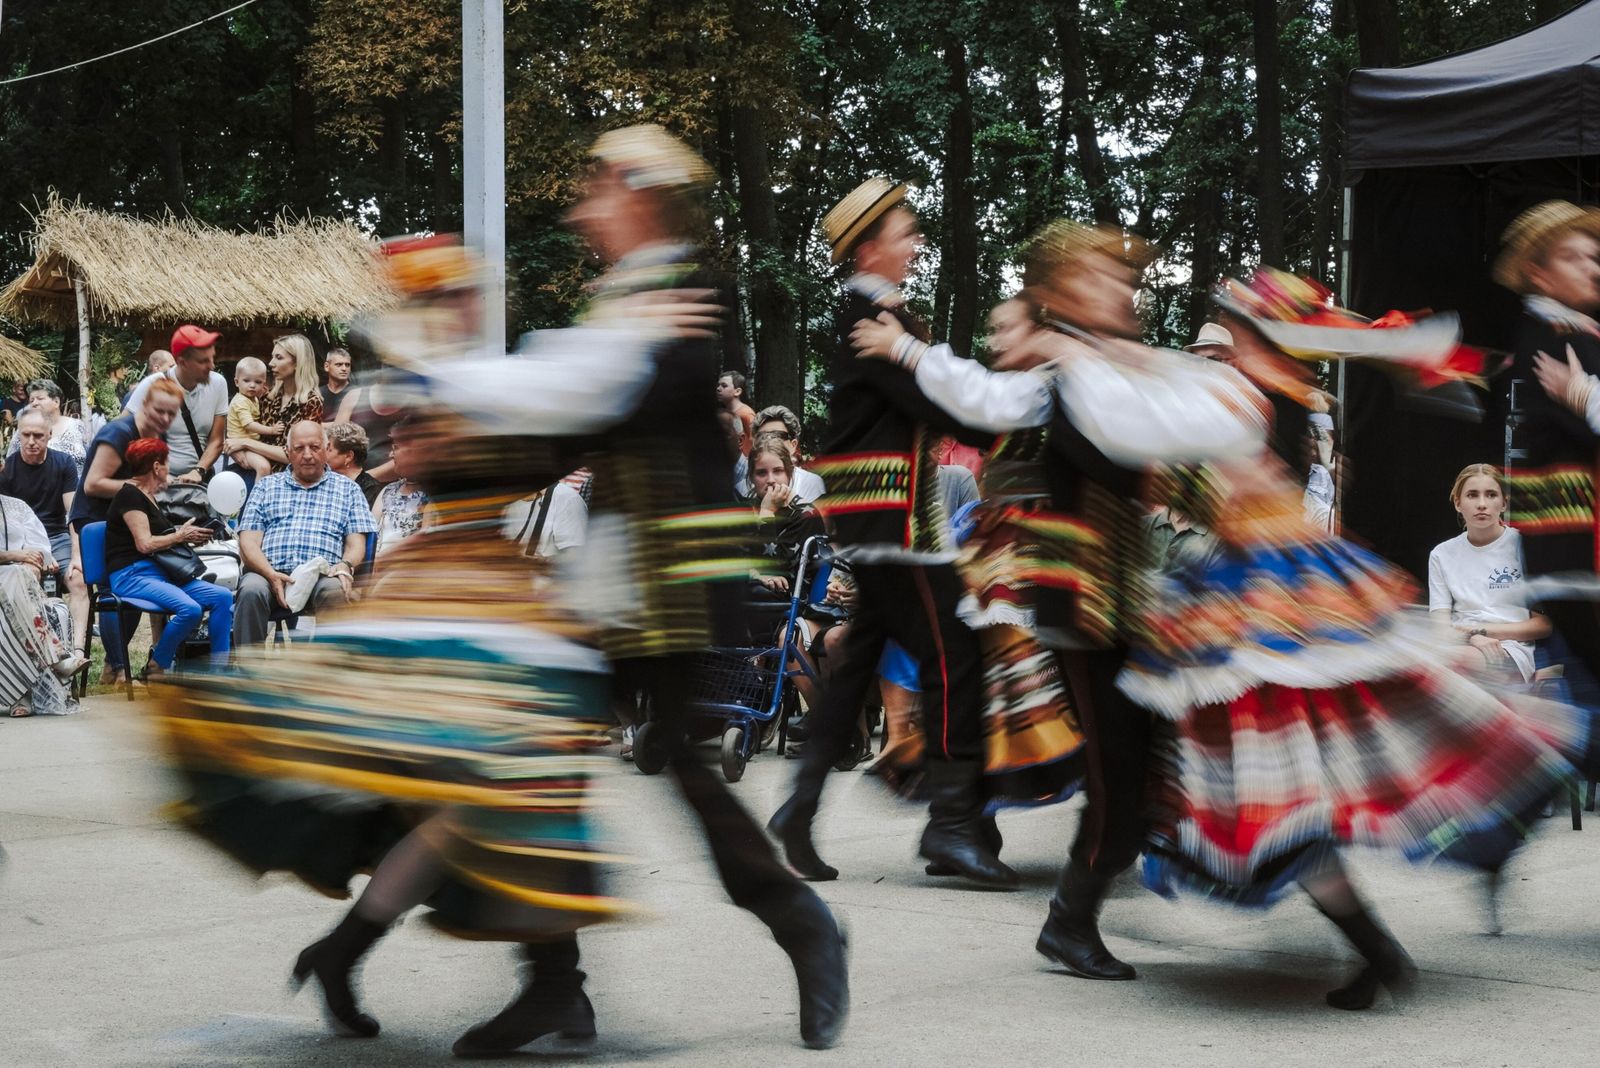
xmin=49 ymin=531 xmax=72 ymax=573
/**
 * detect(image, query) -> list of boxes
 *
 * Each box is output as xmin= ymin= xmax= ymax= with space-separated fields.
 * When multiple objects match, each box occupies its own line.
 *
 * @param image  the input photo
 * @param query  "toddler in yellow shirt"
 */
xmin=225 ymin=357 xmax=281 ymax=477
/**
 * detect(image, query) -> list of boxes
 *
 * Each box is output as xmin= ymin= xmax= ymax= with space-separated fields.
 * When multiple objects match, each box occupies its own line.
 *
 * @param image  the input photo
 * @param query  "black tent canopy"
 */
xmin=1347 ymin=2 xmax=1600 ymax=170
xmin=1340 ymin=1 xmax=1600 ymax=581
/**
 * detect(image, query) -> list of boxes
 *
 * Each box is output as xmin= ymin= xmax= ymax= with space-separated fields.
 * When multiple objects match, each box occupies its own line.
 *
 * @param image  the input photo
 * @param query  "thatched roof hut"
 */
xmin=0 ymin=335 xmax=45 ymax=382
xmin=0 ymin=196 xmax=398 ymax=330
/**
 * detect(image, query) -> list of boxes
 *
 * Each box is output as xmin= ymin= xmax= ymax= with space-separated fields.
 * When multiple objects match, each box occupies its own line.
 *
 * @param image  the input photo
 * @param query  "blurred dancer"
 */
xmin=1500 ymin=203 xmax=1600 ymax=726
xmin=432 ymin=126 xmax=848 ymax=1052
xmin=853 ymin=222 xmax=1262 ymax=980
xmin=768 ymin=178 xmax=1013 ymax=888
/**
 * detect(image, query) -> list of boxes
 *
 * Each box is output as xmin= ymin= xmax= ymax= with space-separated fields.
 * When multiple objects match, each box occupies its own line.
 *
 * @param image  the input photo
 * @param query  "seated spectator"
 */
xmin=325 ymin=422 xmax=381 ymax=505
xmin=717 ymin=370 xmax=756 ymax=454
xmin=1 ymin=381 xmax=26 ymax=427
xmin=234 ymin=421 xmax=377 ymax=646
xmin=104 ymin=439 xmax=232 ymax=680
xmin=124 ymin=325 xmax=229 ymax=486
xmin=8 ymin=379 xmax=90 ymax=476
xmin=0 ymin=410 xmax=90 ymax=656
xmin=320 ymin=346 xmax=354 ymax=419
xmin=1143 ymin=505 xmax=1222 ymax=576
xmin=71 ymin=377 xmax=184 ymax=687
xmin=718 ymin=409 xmax=747 ymax=496
xmin=372 ymin=419 xmax=430 ymax=557
xmin=225 ymin=335 xmax=325 ymax=472
xmin=744 ymin=405 xmax=826 ymax=501
xmin=1429 ymin=463 xmax=1550 ymax=683
xmin=503 ymin=477 xmax=587 ymax=559
xmin=332 ymin=371 xmax=403 ymax=484
xmin=224 ymin=357 xmax=281 ymax=480
xmin=0 ymin=490 xmax=86 ymax=716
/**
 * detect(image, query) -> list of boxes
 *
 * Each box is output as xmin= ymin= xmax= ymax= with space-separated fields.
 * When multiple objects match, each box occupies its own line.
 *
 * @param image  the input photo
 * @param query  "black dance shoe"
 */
xmin=290 ymin=910 xmax=388 ymax=1037
xmin=772 ymin=893 xmax=850 ymax=1050
xmin=768 ymin=795 xmax=839 ymax=881
xmin=453 ymin=939 xmax=596 ymax=1057
xmin=1035 ymin=861 xmax=1136 ymax=980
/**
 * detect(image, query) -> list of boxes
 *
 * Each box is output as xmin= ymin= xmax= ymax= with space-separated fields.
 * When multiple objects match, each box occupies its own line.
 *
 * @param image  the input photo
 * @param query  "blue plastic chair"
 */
xmin=79 ymin=521 xmax=171 ymax=701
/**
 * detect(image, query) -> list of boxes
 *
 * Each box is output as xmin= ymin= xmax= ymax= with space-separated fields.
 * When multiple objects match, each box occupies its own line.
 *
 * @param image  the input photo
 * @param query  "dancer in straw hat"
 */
xmin=767 ymin=177 xmax=1022 ymax=889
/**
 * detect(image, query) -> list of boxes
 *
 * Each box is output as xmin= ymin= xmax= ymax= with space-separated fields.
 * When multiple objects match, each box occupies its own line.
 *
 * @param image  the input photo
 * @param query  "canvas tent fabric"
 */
xmin=1346 ymin=1 xmax=1600 ymax=171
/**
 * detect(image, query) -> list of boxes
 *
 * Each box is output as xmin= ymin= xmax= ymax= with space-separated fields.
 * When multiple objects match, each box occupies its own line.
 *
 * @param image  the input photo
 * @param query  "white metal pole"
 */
xmin=462 ymin=0 xmax=507 ymax=356
xmin=73 ymin=279 xmax=91 ymax=413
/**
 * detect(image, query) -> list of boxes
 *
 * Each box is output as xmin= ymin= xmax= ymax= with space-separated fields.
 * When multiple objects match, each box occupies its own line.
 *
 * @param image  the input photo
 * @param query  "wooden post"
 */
xmin=73 ymin=279 xmax=91 ymax=414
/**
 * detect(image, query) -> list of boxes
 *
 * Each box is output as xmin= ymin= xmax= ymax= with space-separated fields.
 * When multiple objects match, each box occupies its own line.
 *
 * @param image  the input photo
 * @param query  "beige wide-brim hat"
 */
xmin=1019 ymin=219 xmax=1153 ymax=288
xmin=589 ymin=124 xmax=712 ymax=191
xmin=1492 ymin=199 xmax=1600 ymax=293
xmin=1183 ymin=322 xmax=1234 ymax=352
xmin=822 ymin=177 xmax=908 ymax=264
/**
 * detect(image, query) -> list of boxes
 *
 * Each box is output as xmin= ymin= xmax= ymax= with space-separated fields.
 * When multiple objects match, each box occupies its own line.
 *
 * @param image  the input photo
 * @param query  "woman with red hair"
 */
xmin=105 ymin=437 xmax=232 ymax=678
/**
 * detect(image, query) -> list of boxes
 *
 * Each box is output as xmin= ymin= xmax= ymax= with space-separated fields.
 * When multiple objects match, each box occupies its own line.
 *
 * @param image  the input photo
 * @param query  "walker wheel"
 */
xmin=633 ymin=722 xmax=668 ymax=775
xmin=720 ymin=726 xmax=748 ymax=783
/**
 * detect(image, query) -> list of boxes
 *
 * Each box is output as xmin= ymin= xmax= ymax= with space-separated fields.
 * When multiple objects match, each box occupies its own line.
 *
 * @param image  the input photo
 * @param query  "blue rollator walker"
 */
xmin=632 ymin=534 xmax=835 ymax=782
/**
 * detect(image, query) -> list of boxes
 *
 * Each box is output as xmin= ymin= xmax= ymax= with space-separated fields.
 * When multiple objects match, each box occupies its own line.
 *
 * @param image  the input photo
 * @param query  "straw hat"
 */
xmin=1492 ymin=199 xmax=1600 ymax=293
xmin=821 ymin=178 xmax=908 ymax=264
xmin=589 ymin=124 xmax=713 ymax=191
xmin=1019 ymin=220 xmax=1152 ymax=288
xmin=1183 ymin=322 xmax=1234 ymax=352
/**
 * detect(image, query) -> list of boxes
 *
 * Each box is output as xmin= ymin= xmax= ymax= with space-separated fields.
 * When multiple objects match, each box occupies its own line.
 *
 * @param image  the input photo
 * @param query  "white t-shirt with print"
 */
xmin=1427 ymin=526 xmax=1536 ymax=681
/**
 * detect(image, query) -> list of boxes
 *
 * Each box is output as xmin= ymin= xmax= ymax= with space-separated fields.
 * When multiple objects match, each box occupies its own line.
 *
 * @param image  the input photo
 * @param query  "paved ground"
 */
xmin=4 ymin=696 xmax=1600 ymax=1067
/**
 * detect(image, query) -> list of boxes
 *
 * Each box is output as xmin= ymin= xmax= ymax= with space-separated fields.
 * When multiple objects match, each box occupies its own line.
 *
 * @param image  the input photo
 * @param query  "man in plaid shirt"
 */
xmin=234 ymin=421 xmax=377 ymax=646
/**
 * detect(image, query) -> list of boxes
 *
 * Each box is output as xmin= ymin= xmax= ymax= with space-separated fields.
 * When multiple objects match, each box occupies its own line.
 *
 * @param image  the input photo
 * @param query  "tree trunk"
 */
xmin=1056 ymin=0 xmax=1116 ymax=224
xmin=429 ymin=127 xmax=460 ymax=233
xmin=1253 ymin=0 xmax=1285 ymax=266
xmin=288 ymin=76 xmax=322 ymax=214
xmin=1313 ymin=0 xmax=1353 ymax=283
xmin=1351 ymin=0 xmax=1401 ymax=67
xmin=732 ymin=103 xmax=802 ymax=410
xmin=158 ymin=126 xmax=187 ymax=211
xmin=377 ymin=95 xmax=409 ymax=232
xmin=712 ymin=104 xmax=749 ymax=377
xmin=943 ymin=36 xmax=978 ymax=355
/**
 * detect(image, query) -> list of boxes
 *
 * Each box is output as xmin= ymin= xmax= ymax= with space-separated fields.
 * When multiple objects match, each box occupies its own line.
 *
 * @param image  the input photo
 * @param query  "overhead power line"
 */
xmin=0 ymin=0 xmax=260 ymax=87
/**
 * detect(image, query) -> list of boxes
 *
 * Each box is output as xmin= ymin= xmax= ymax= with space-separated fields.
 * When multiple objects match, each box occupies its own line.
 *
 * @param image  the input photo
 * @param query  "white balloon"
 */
xmin=207 ymin=471 xmax=248 ymax=517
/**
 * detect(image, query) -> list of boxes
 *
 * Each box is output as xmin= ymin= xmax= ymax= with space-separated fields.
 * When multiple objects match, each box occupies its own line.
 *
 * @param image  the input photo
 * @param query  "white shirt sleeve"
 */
xmin=124 ymin=373 xmax=159 ymax=415
xmin=206 ymin=373 xmax=230 ymax=420
xmin=1427 ymin=546 xmax=1452 ymax=615
xmin=3 ymin=497 xmax=53 ymax=556
xmin=430 ymin=325 xmax=665 ymax=436
xmin=1053 ymin=351 xmax=1267 ymax=465
xmin=910 ymin=344 xmax=1053 ymax=431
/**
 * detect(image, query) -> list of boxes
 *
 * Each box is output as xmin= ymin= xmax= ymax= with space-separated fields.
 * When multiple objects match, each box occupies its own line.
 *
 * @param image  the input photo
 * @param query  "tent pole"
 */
xmin=1334 ymin=184 xmax=1354 ymax=529
xmin=73 ymin=279 xmax=91 ymax=415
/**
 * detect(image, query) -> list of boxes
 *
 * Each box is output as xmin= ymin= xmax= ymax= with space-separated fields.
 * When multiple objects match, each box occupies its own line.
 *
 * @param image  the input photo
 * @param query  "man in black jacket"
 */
xmin=768 ymin=178 xmax=1014 ymax=888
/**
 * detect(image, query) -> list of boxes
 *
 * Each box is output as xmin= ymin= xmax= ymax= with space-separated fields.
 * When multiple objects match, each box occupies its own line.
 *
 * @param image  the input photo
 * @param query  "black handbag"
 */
xmin=152 ymin=544 xmax=206 ymax=584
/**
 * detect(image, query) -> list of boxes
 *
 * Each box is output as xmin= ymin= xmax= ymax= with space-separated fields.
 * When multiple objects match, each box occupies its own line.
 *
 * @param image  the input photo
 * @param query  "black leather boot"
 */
xmin=768 ymin=889 xmax=850 ymax=1050
xmin=768 ymin=792 xmax=838 ymax=882
xmin=453 ymin=936 xmax=596 ymax=1057
xmin=1316 ymin=904 xmax=1417 ymax=1010
xmin=926 ymin=815 xmax=1001 ymax=876
xmin=290 ymin=909 xmax=388 ymax=1037
xmin=918 ymin=761 xmax=1018 ymax=888
xmin=1035 ymin=860 xmax=1136 ymax=980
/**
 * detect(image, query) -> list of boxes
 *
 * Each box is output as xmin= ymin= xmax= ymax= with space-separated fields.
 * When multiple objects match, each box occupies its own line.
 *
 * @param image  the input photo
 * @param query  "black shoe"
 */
xmin=772 ymin=892 xmax=849 ymax=1050
xmin=927 ymin=816 xmax=1001 ymax=877
xmin=917 ymin=762 xmax=1018 ymax=889
xmin=1035 ymin=860 xmax=1136 ymax=980
xmin=833 ymin=740 xmax=872 ymax=772
xmin=290 ymin=910 xmax=388 ymax=1037
xmin=768 ymin=794 xmax=838 ymax=881
xmin=453 ymin=938 xmax=596 ymax=1057
xmin=1325 ymin=954 xmax=1417 ymax=1010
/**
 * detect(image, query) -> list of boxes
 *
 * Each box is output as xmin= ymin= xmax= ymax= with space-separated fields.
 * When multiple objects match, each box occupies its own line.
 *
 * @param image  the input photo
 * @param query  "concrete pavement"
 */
xmin=4 ymin=696 xmax=1599 ymax=1067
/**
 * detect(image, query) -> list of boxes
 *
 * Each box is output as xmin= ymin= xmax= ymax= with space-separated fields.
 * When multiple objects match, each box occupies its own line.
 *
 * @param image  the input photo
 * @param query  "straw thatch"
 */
xmin=0 ymin=334 xmax=45 ymax=383
xmin=0 ymin=195 xmax=399 ymax=330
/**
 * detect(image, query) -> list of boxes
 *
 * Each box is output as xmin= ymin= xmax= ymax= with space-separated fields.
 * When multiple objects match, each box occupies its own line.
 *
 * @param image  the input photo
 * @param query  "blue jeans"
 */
xmin=108 ymin=559 xmax=234 ymax=670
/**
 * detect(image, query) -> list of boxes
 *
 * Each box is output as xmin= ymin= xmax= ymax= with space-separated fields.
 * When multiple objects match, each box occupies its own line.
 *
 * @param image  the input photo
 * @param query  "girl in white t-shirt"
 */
xmin=1428 ymin=464 xmax=1551 ymax=681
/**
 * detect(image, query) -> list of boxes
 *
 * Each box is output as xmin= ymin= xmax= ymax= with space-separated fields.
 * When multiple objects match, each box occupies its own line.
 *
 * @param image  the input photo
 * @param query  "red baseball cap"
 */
xmin=170 ymin=324 xmax=221 ymax=360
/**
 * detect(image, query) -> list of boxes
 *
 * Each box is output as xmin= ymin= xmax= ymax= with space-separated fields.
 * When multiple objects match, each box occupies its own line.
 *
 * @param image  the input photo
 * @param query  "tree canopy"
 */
xmin=0 ymin=0 xmax=1578 ymax=417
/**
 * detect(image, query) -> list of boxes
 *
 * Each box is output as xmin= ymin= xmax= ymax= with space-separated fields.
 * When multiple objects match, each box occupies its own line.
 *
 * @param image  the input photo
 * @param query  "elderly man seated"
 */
xmin=234 ymin=421 xmax=377 ymax=646
xmin=0 ymin=409 xmax=89 ymax=655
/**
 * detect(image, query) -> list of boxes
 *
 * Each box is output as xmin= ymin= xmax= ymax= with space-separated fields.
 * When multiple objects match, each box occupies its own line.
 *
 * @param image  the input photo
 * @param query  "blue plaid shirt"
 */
xmin=239 ymin=468 xmax=377 ymax=572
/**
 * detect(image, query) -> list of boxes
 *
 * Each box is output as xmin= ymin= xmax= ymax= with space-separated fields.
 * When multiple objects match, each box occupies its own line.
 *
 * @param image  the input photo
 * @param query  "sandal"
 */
xmin=51 ymin=654 xmax=92 ymax=680
xmin=9 ymin=702 xmax=31 ymax=718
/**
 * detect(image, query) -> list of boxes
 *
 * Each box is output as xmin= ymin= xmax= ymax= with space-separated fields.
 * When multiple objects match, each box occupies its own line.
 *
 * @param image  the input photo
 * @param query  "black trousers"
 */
xmin=622 ymin=654 xmax=812 ymax=926
xmin=1061 ymin=647 xmax=1151 ymax=877
xmin=792 ymin=561 xmax=986 ymax=802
